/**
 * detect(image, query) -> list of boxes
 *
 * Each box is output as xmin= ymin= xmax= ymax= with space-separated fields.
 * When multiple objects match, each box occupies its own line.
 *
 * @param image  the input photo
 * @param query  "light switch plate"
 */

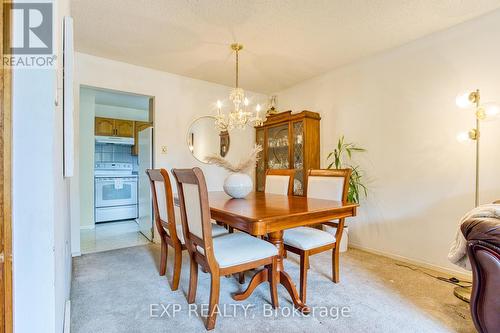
xmin=161 ymin=146 xmax=168 ymax=154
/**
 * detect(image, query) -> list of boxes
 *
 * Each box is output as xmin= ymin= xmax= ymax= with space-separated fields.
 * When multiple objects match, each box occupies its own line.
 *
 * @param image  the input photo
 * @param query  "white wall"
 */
xmin=13 ymin=64 xmax=57 ymax=333
xmin=275 ymin=10 xmax=500 ymax=274
xmin=53 ymin=1 xmax=72 ymax=331
xmin=71 ymin=53 xmax=266 ymax=254
xmin=95 ymin=103 xmax=149 ymax=121
xmin=79 ymin=88 xmax=95 ymax=229
xmin=12 ymin=0 xmax=72 ymax=332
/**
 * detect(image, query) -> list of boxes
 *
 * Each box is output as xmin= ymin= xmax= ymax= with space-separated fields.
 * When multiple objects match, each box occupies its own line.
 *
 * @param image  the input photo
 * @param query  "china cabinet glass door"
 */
xmin=267 ymin=123 xmax=290 ymax=170
xmin=292 ymin=121 xmax=305 ymax=195
xmin=255 ymin=111 xmax=320 ymax=196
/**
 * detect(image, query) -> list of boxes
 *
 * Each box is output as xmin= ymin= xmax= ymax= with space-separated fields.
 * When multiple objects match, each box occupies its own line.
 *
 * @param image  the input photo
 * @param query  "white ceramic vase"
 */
xmin=223 ymin=173 xmax=253 ymax=199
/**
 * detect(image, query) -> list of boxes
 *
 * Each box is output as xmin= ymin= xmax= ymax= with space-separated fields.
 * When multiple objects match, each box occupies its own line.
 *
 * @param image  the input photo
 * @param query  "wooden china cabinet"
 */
xmin=255 ymin=111 xmax=320 ymax=195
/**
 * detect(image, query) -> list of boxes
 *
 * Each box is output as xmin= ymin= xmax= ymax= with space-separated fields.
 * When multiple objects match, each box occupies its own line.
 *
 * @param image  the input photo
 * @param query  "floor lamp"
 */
xmin=454 ymin=89 xmax=499 ymax=302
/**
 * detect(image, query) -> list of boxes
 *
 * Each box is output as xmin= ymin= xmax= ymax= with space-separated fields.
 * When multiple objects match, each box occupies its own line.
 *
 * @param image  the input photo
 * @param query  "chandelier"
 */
xmin=215 ymin=43 xmax=264 ymax=130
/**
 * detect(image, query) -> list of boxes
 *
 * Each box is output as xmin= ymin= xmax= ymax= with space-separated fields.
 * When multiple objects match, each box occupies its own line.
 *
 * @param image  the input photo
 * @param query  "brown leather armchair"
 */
xmin=461 ymin=212 xmax=500 ymax=333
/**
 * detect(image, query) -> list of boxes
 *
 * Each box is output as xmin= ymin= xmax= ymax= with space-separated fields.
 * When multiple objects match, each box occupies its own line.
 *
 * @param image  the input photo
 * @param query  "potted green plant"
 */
xmin=326 ymin=136 xmax=367 ymax=203
xmin=325 ymin=136 xmax=367 ymax=252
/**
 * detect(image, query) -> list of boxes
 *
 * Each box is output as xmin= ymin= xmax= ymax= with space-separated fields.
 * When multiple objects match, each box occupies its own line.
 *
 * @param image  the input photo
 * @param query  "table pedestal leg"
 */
xmin=232 ymin=269 xmax=268 ymax=301
xmin=232 ymin=231 xmax=310 ymax=313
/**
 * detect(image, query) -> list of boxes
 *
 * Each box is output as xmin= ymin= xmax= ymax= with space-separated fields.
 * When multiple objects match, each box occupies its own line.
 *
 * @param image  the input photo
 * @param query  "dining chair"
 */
xmin=172 ymin=167 xmax=279 ymax=330
xmin=283 ymin=169 xmax=352 ymax=303
xmin=264 ymin=169 xmax=295 ymax=254
xmin=146 ymin=169 xmax=227 ymax=291
xmin=234 ymin=168 xmax=295 ymax=284
xmin=264 ymin=169 xmax=295 ymax=195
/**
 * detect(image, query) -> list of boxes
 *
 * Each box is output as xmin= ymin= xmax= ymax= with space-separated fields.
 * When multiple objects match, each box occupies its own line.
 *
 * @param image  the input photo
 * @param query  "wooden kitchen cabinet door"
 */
xmin=95 ymin=117 xmax=115 ymax=136
xmin=114 ymin=119 xmax=134 ymax=138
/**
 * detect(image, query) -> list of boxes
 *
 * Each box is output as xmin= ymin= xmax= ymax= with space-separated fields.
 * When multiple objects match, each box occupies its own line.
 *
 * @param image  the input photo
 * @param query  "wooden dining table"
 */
xmin=208 ymin=191 xmax=358 ymax=313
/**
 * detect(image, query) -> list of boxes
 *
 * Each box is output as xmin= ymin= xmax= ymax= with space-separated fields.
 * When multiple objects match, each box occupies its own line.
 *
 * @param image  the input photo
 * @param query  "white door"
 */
xmin=138 ymin=127 xmax=154 ymax=240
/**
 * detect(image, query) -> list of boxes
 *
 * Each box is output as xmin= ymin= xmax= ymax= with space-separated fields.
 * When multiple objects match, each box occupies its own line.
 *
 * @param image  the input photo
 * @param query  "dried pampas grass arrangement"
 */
xmin=205 ymin=145 xmax=263 ymax=174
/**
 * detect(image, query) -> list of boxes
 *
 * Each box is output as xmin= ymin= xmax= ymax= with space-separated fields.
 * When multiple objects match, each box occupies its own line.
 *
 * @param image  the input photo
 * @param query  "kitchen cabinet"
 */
xmin=255 ymin=111 xmax=320 ymax=196
xmin=95 ymin=117 xmax=115 ymax=136
xmin=132 ymin=121 xmax=153 ymax=155
xmin=94 ymin=117 xmax=134 ymax=138
xmin=115 ymin=119 xmax=134 ymax=137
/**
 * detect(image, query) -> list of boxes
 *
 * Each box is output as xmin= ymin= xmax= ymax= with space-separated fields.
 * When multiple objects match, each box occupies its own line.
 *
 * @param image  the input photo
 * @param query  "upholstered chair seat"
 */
xmin=284 ymin=227 xmax=336 ymax=250
xmin=212 ymin=233 xmax=278 ymax=268
xmin=210 ymin=224 xmax=229 ymax=237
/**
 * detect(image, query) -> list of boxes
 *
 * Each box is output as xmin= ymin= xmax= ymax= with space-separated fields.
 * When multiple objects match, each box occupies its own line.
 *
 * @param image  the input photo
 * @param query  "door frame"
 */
xmin=75 ymin=86 xmax=156 ymax=254
xmin=1 ymin=1 xmax=13 ymax=332
xmin=146 ymin=97 xmax=155 ymax=241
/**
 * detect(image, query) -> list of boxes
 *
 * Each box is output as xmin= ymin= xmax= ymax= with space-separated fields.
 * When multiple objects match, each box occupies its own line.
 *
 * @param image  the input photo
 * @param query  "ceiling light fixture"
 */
xmin=215 ymin=43 xmax=264 ymax=130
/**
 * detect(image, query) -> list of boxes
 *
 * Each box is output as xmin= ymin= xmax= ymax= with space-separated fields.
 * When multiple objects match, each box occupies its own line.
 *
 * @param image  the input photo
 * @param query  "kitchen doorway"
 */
xmin=79 ymin=86 xmax=154 ymax=254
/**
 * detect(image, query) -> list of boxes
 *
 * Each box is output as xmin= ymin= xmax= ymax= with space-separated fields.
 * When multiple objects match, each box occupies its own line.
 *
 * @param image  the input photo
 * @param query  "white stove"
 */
xmin=94 ymin=163 xmax=138 ymax=223
xmin=94 ymin=162 xmax=137 ymax=177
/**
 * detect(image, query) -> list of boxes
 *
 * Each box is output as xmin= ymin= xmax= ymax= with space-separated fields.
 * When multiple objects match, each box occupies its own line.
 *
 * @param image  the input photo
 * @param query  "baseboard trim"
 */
xmin=349 ymin=243 xmax=472 ymax=281
xmin=64 ymin=300 xmax=71 ymax=333
xmin=71 ymin=251 xmax=81 ymax=257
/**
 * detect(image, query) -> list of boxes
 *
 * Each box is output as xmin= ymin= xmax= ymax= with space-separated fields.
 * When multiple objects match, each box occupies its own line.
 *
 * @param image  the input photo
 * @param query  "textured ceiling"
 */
xmin=72 ymin=0 xmax=500 ymax=93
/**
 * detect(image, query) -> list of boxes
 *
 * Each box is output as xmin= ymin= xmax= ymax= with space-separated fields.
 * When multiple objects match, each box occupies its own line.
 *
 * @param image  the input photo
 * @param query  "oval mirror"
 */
xmin=187 ymin=116 xmax=230 ymax=163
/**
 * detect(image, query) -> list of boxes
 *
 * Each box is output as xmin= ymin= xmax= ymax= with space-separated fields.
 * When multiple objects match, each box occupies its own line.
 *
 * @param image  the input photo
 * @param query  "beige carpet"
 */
xmin=71 ymin=244 xmax=475 ymax=332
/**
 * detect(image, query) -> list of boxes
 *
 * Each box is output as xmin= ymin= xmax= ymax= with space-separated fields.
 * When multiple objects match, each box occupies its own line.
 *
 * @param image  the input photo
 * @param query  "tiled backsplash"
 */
xmin=95 ymin=143 xmax=138 ymax=169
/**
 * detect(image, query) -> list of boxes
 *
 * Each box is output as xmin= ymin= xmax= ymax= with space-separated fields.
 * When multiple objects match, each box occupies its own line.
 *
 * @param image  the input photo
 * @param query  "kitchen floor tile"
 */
xmin=80 ymin=220 xmax=150 ymax=254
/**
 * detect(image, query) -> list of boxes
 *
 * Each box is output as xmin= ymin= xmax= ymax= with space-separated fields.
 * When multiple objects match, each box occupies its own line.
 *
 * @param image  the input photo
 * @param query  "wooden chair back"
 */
xmin=307 ymin=169 xmax=351 ymax=204
xmin=172 ymin=168 xmax=217 ymax=269
xmin=265 ymin=169 xmax=295 ymax=195
xmin=307 ymin=169 xmax=352 ymax=241
xmin=145 ymin=169 xmax=181 ymax=245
